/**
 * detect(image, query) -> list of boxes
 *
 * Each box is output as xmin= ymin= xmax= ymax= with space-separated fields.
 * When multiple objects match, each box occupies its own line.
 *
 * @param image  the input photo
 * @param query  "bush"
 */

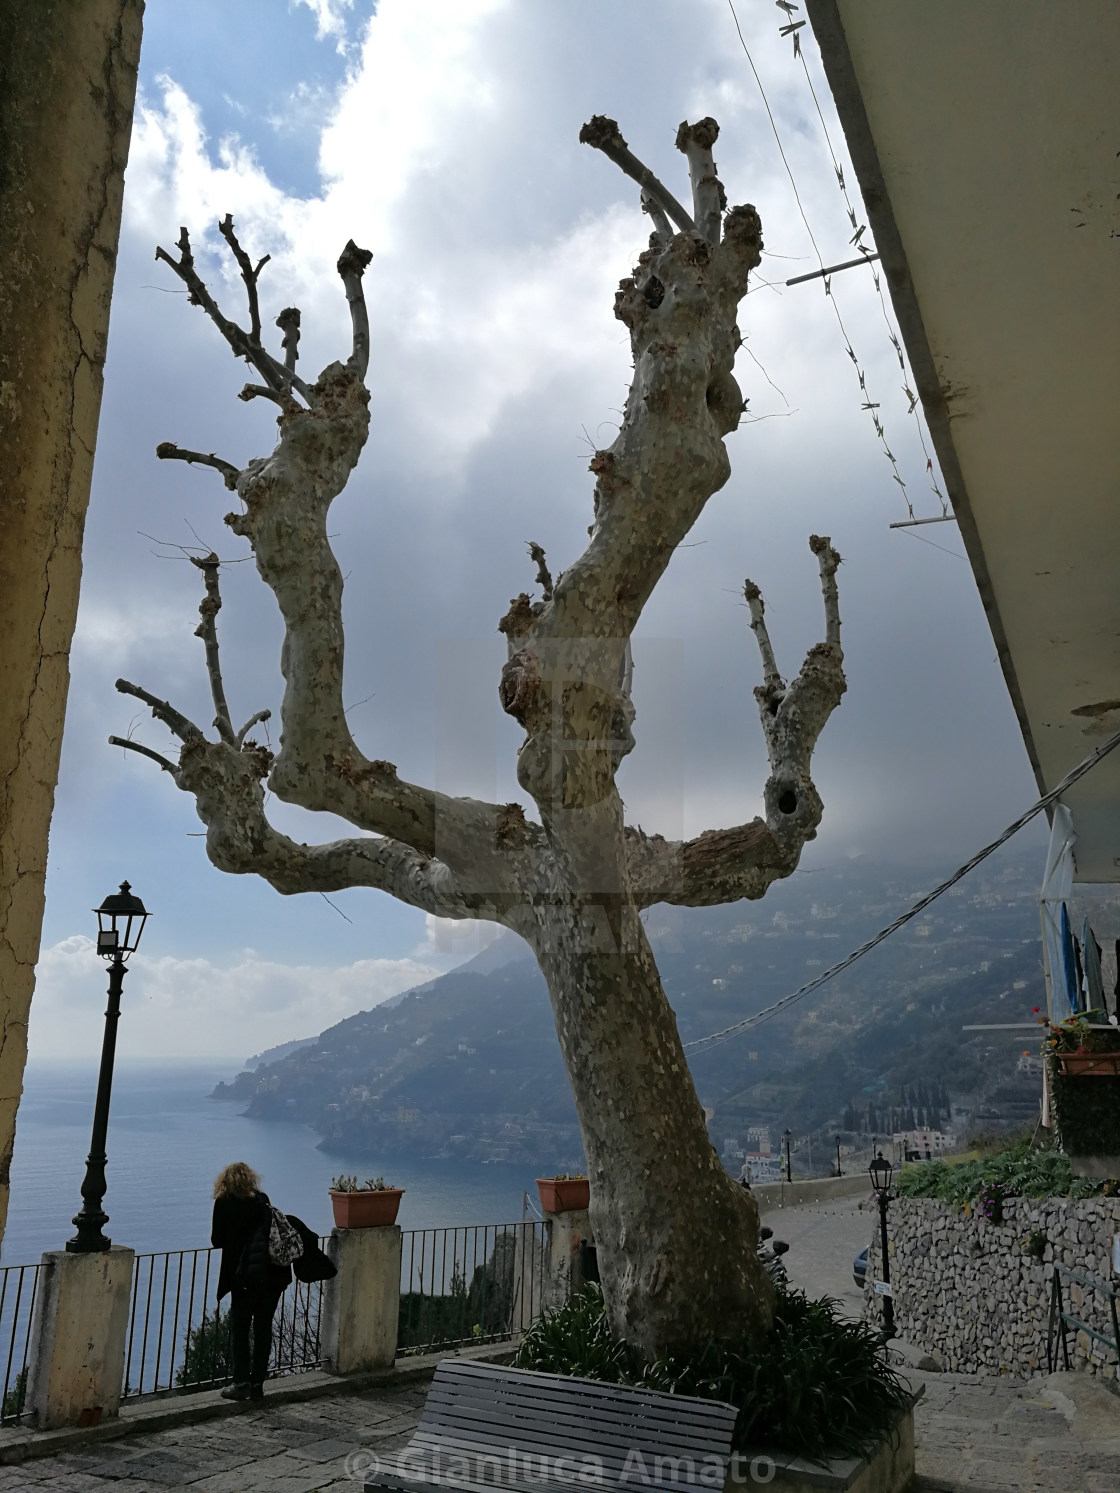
xmin=176 ymin=1309 xmax=231 ymax=1391
xmin=896 ymin=1136 xmax=1106 ymax=1206
xmin=1 ymin=1367 xmax=27 ymax=1422
xmin=514 ymin=1285 xmax=910 ymax=1461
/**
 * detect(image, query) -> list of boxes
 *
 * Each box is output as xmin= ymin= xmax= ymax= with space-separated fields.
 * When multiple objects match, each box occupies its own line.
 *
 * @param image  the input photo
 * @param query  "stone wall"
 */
xmin=866 ymin=1195 xmax=1120 ymax=1381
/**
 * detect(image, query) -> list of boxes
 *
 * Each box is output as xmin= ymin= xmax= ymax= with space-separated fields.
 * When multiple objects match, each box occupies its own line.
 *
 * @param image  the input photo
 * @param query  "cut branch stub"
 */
xmin=336 ymin=240 xmax=374 ymax=381
xmin=747 ymin=536 xmax=846 ymax=851
xmin=276 ymin=307 xmax=301 ymax=372
xmin=579 ymin=115 xmax=695 ymax=234
xmin=675 ymin=117 xmax=725 ymax=244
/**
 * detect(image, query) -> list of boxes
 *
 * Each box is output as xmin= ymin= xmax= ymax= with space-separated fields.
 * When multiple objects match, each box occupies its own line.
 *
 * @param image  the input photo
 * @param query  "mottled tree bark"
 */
xmin=0 ymin=0 xmax=143 ymax=1245
xmin=116 ymin=119 xmax=845 ymax=1356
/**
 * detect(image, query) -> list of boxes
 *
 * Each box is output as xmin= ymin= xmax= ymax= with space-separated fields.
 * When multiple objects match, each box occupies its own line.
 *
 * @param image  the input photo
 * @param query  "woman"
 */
xmin=211 ymin=1162 xmax=291 ymax=1401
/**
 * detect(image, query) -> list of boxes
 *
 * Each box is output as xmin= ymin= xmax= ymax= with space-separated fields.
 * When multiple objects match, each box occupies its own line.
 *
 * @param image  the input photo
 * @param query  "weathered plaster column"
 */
xmin=321 ymin=1225 xmax=402 ymax=1374
xmin=544 ymin=1208 xmax=591 ymax=1311
xmin=0 ymin=1 xmax=143 ymax=1244
xmin=25 ymin=1246 xmax=135 ymax=1429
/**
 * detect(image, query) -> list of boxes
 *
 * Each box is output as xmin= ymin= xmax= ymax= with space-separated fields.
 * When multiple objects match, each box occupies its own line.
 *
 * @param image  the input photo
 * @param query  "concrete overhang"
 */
xmin=807 ymin=1 xmax=1120 ymax=880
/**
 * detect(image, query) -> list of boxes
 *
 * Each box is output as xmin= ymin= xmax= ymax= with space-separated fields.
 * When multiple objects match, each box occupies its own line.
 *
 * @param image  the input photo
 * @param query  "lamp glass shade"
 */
xmin=869 ymin=1152 xmax=893 ymax=1194
xmin=94 ymin=882 xmax=149 ymax=958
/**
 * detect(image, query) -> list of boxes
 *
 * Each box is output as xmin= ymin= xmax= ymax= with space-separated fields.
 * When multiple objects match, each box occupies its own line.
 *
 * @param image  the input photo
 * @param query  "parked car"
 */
xmin=853 ymin=1246 xmax=868 ymax=1290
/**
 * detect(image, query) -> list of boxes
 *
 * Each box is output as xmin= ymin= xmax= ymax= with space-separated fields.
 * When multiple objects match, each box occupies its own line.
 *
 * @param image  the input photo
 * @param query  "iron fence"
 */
xmin=1047 ymin=1263 xmax=1120 ymax=1377
xmin=0 ymin=1262 xmax=40 ymax=1425
xmin=398 ymin=1222 xmax=546 ymax=1355
xmin=123 ymin=1245 xmax=326 ymax=1399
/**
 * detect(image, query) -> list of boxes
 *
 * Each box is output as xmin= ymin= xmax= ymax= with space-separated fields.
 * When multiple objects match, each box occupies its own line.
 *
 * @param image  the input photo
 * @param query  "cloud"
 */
xmin=29 ymin=937 xmax=438 ymax=1061
xmin=41 ymin=0 xmax=1044 ymax=1054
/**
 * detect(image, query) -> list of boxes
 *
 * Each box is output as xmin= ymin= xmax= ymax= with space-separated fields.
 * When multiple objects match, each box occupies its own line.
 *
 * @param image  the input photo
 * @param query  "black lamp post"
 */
xmin=835 ymin=1134 xmax=843 ymax=1178
xmin=868 ymin=1150 xmax=895 ymax=1339
xmin=66 ymin=882 xmax=149 ymax=1254
xmin=783 ymin=1128 xmax=792 ymax=1183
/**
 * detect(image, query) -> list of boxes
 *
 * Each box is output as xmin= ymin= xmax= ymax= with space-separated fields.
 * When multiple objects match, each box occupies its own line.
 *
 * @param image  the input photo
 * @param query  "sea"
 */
xmin=1 ymin=1061 xmax=541 ymax=1267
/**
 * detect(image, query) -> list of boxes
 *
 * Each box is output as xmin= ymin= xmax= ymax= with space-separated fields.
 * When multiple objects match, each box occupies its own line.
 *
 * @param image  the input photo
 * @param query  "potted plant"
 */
xmin=328 ymin=1175 xmax=404 ymax=1228
xmin=536 ymin=1173 xmax=590 ymax=1214
xmin=1044 ymin=1016 xmax=1120 ymax=1177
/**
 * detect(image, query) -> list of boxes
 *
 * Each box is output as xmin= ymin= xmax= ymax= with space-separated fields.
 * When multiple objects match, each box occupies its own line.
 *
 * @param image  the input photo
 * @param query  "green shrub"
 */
xmin=897 ymin=1136 xmax=1106 ymax=1206
xmin=514 ymin=1285 xmax=910 ymax=1461
xmin=176 ymin=1309 xmax=231 ymax=1390
xmin=1 ymin=1367 xmax=27 ymax=1421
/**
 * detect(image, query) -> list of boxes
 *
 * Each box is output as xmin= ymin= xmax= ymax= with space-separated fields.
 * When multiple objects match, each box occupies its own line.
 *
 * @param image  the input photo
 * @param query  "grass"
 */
xmin=514 ymin=1284 xmax=911 ymax=1462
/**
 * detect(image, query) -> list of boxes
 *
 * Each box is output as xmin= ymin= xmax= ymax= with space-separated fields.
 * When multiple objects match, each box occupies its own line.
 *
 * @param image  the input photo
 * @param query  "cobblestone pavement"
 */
xmin=0 ymin=1382 xmax=428 ymax=1492
xmin=912 ymin=1368 xmax=1120 ymax=1492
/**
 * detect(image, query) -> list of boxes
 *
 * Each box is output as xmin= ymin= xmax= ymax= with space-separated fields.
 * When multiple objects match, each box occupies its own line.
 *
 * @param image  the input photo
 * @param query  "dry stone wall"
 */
xmin=865 ymin=1195 xmax=1120 ymax=1382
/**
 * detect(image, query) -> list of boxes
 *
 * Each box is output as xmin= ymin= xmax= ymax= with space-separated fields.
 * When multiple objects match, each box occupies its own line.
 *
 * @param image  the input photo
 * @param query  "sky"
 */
xmin=31 ymin=0 xmax=1045 ymax=1062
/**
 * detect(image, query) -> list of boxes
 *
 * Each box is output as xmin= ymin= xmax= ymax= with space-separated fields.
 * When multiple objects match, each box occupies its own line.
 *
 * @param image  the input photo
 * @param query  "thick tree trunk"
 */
xmin=531 ymin=898 xmax=774 ymax=1358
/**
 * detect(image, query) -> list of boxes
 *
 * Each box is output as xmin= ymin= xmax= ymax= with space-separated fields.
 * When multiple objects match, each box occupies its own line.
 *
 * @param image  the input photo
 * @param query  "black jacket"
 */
xmin=211 ymin=1190 xmax=292 ymax=1300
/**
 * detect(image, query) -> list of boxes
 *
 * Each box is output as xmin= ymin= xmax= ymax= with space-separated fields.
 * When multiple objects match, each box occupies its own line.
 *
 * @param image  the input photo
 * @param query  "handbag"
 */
xmin=268 ymin=1206 xmax=304 ymax=1267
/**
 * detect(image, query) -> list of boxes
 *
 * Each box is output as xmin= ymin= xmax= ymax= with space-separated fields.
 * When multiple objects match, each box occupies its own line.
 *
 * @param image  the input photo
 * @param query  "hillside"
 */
xmin=212 ymin=847 xmax=1050 ymax=1166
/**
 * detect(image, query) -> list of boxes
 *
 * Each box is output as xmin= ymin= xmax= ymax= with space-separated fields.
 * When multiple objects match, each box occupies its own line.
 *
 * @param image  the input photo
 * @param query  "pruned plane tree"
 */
xmin=113 ymin=118 xmax=845 ymax=1358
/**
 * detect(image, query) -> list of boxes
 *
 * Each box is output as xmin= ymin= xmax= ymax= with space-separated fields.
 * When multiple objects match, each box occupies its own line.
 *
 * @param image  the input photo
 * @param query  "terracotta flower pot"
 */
xmin=329 ymin=1187 xmax=404 ymax=1228
xmin=1057 ymin=1051 xmax=1120 ymax=1077
xmin=536 ymin=1177 xmax=590 ymax=1214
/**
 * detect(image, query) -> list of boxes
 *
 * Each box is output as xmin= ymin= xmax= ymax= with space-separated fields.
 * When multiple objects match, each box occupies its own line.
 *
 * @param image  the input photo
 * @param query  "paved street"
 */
xmin=0 ymin=1380 xmax=428 ymax=1492
xmin=4 ymin=1203 xmax=1117 ymax=1492
xmin=759 ymin=1192 xmax=874 ymax=1316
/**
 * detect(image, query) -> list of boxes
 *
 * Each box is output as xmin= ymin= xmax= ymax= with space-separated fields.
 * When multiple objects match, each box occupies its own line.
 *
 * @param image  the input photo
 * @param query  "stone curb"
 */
xmin=0 ymin=1339 xmax=515 ymax=1466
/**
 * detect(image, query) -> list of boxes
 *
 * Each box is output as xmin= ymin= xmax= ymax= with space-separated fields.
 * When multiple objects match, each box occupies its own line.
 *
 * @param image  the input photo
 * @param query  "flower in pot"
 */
xmin=535 ymin=1173 xmax=590 ymax=1214
xmin=328 ymin=1174 xmax=404 ymax=1228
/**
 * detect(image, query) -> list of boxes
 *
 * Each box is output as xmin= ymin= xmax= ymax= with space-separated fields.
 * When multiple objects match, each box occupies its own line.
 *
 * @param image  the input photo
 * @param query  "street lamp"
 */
xmin=835 ymin=1134 xmax=843 ymax=1178
xmin=783 ymin=1128 xmax=792 ymax=1183
xmin=868 ymin=1151 xmax=895 ymax=1339
xmin=66 ymin=883 xmax=149 ymax=1254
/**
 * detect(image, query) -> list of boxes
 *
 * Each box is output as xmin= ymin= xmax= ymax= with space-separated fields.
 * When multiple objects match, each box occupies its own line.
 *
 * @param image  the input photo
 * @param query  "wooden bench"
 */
xmin=365 ymin=1359 xmax=739 ymax=1493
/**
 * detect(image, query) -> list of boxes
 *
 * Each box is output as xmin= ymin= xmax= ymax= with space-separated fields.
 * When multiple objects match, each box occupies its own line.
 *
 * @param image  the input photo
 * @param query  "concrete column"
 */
xmin=320 ymin=1225 xmax=401 ymax=1375
xmin=26 ymin=1246 xmax=134 ymax=1429
xmin=0 ymin=0 xmax=143 ymax=1248
xmin=544 ymin=1208 xmax=591 ymax=1310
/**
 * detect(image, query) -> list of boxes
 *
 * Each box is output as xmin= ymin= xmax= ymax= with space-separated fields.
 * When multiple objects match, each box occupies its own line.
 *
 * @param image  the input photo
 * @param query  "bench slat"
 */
xmin=421 ymin=1388 xmax=735 ymax=1443
xmin=367 ymin=1361 xmax=738 ymax=1493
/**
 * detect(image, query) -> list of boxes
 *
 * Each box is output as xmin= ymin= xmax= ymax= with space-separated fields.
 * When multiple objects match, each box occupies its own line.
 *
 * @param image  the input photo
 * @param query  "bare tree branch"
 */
xmin=675 ymin=117 xmax=725 ymax=244
xmin=155 ymin=225 xmax=312 ymax=401
xmin=235 ymin=709 xmax=272 ymax=749
xmin=218 ymin=213 xmax=270 ymax=342
xmin=743 ymin=580 xmax=782 ymax=688
xmin=528 ymin=541 xmax=553 ymax=601
xmin=275 ymin=307 xmax=301 ymax=372
xmin=107 ymin=736 xmax=178 ymax=775
xmin=190 ymin=554 xmax=235 ymax=744
xmin=238 ymin=383 xmax=286 ymax=407
xmin=336 ymin=241 xmax=373 ymax=381
xmin=156 ymin=441 xmax=241 ymax=490
xmin=640 ymin=189 xmax=672 ymax=241
xmin=579 ymin=116 xmax=695 ymax=233
xmin=626 ymin=538 xmax=844 ymax=905
xmin=115 ymin=678 xmax=203 ymax=743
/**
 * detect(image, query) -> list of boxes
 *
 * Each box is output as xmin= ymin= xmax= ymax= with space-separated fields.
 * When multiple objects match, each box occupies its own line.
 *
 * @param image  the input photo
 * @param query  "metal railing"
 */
xmin=1047 ymin=1263 xmax=1120 ymax=1375
xmin=123 ymin=1245 xmax=326 ymax=1399
xmin=398 ymin=1222 xmax=545 ymax=1355
xmin=0 ymin=1263 xmax=40 ymax=1425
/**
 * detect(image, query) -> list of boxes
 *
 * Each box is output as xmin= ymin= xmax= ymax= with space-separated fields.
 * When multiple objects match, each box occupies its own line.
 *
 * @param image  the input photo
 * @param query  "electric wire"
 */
xmin=684 ymin=730 xmax=1120 ymax=1055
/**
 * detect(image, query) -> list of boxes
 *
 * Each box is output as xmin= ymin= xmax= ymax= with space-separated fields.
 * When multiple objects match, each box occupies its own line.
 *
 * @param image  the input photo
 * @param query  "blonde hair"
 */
xmin=213 ymin=1162 xmax=261 ymax=1200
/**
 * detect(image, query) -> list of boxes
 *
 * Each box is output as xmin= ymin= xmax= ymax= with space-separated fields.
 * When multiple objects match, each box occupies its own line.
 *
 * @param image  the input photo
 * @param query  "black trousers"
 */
xmin=228 ymin=1283 xmax=284 ymax=1386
